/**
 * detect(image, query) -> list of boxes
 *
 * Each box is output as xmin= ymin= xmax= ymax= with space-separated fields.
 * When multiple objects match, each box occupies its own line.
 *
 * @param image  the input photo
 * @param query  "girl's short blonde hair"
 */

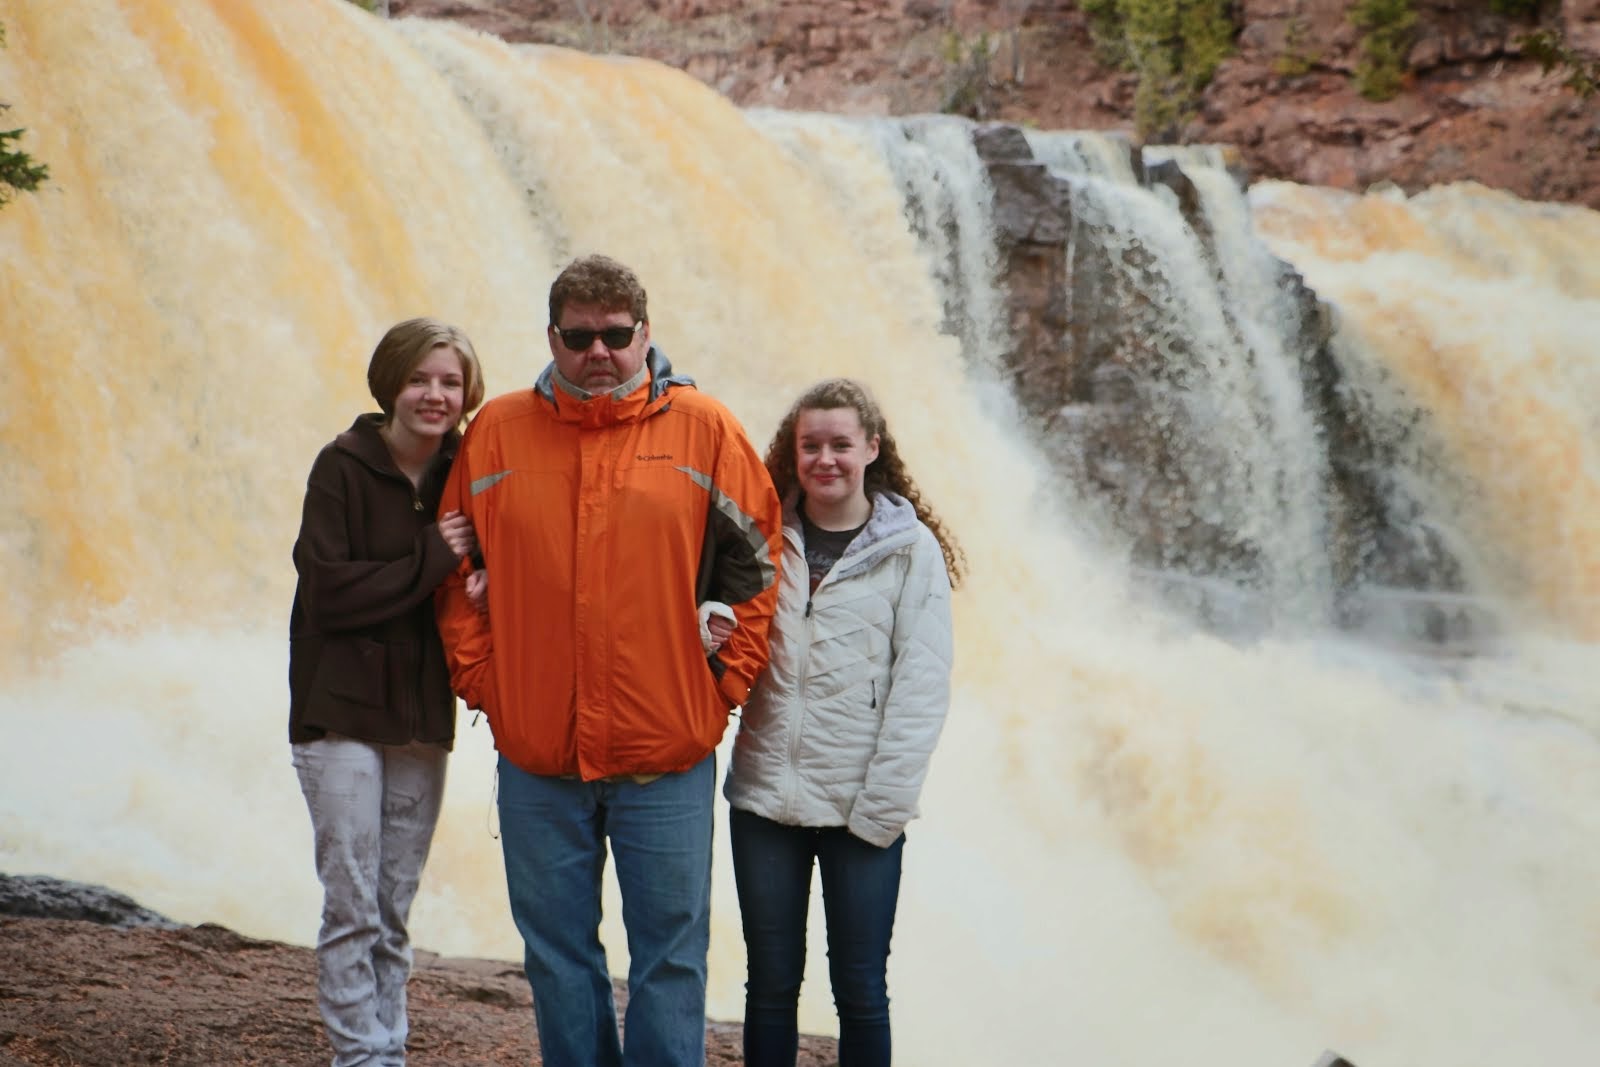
xmin=366 ymin=317 xmax=485 ymax=423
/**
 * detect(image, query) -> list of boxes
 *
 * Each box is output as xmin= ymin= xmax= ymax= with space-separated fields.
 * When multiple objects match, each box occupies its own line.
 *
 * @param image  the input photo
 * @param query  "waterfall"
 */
xmin=1251 ymin=180 xmax=1600 ymax=640
xmin=1007 ymin=134 xmax=1337 ymax=626
xmin=2 ymin=2 xmax=1598 ymax=1064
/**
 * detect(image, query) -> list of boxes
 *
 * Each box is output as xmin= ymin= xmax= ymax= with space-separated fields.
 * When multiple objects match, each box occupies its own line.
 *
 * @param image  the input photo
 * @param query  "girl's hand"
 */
xmin=438 ymin=510 xmax=478 ymax=561
xmin=465 ymin=568 xmax=489 ymax=616
xmin=698 ymin=601 xmax=737 ymax=653
xmin=706 ymin=613 xmax=735 ymax=652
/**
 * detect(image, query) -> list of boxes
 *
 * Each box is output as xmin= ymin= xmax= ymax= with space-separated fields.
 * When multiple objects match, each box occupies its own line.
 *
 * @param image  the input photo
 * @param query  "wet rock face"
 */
xmin=974 ymin=126 xmax=1257 ymax=579
xmin=974 ymin=127 xmax=1078 ymax=414
xmin=970 ymin=124 xmax=1462 ymax=608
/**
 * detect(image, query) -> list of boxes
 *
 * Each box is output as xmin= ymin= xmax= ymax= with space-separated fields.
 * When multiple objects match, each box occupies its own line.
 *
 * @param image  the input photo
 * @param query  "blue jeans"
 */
xmin=729 ymin=808 xmax=904 ymax=1067
xmin=496 ymin=753 xmax=714 ymax=1067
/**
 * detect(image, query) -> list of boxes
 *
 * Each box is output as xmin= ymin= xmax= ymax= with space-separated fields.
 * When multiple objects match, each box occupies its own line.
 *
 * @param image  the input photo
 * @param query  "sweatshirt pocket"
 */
xmin=316 ymin=638 xmax=389 ymax=709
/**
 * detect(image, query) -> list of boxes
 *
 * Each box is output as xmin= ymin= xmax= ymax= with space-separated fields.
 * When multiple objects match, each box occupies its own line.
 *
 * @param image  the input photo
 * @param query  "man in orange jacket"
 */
xmin=435 ymin=254 xmax=782 ymax=1067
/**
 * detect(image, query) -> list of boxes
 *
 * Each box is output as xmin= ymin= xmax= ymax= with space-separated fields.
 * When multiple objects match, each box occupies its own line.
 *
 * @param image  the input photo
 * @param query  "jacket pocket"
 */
xmin=315 ymin=638 xmax=389 ymax=709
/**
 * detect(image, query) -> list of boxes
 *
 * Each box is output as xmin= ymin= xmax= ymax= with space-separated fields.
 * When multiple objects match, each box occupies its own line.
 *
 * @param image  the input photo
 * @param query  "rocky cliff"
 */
xmin=390 ymin=0 xmax=1600 ymax=208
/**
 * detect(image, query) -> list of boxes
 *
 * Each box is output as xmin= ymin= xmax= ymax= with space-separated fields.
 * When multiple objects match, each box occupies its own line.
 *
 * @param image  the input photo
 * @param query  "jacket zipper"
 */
xmin=408 ymin=479 xmax=423 ymax=737
xmin=784 ymin=592 xmax=816 ymax=821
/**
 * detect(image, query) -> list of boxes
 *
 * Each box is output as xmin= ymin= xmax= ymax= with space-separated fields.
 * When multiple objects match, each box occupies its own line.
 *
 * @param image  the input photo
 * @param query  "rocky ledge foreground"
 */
xmin=0 ymin=873 xmax=838 ymax=1067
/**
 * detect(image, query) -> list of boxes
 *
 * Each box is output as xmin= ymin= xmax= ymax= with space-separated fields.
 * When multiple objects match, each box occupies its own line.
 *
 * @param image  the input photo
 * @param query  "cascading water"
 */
xmin=3 ymin=3 xmax=1598 ymax=1065
xmin=1251 ymin=180 xmax=1600 ymax=641
xmin=1013 ymin=132 xmax=1338 ymax=628
xmin=748 ymin=108 xmax=1028 ymax=437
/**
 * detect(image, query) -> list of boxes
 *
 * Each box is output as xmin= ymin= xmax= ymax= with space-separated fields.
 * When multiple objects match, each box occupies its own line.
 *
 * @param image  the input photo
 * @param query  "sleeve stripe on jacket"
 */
xmin=675 ymin=464 xmax=777 ymax=595
xmin=471 ymin=470 xmax=513 ymax=495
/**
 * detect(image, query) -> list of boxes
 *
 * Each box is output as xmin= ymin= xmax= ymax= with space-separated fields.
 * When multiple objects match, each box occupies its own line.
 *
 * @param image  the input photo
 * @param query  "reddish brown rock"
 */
xmin=0 ymin=915 xmax=838 ymax=1066
xmin=390 ymin=0 xmax=1600 ymax=209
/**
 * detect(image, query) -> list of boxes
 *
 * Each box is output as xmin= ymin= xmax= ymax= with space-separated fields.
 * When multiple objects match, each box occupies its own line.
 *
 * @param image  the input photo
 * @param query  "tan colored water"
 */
xmin=3 ymin=3 xmax=1598 ymax=1063
xmin=1252 ymin=181 xmax=1600 ymax=637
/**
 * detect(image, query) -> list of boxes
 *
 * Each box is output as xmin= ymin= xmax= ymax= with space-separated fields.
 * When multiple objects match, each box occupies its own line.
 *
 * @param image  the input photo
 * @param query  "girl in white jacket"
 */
xmin=724 ymin=377 xmax=963 ymax=1067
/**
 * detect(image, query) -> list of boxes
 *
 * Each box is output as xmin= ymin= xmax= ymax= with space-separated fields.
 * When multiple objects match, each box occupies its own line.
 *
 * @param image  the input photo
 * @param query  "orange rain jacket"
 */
xmin=435 ymin=348 xmax=783 ymax=780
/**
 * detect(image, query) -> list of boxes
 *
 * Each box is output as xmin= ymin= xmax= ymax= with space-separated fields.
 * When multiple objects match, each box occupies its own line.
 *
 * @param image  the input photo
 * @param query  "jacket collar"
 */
xmin=551 ymin=362 xmax=648 ymax=402
xmin=334 ymin=412 xmax=460 ymax=480
xmin=784 ymin=488 xmax=921 ymax=579
xmin=531 ymin=344 xmax=696 ymax=427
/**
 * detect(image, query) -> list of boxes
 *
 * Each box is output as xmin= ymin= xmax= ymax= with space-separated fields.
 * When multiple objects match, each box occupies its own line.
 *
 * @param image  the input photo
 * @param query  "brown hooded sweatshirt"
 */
xmin=288 ymin=413 xmax=461 ymax=747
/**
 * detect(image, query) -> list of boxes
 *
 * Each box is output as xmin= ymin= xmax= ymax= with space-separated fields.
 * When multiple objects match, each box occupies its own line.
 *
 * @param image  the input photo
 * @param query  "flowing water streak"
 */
xmin=1153 ymin=146 xmax=1334 ymax=620
xmin=746 ymin=108 xmax=1023 ymax=423
xmin=1 ymin=3 xmax=1599 ymax=1064
xmin=1025 ymin=128 xmax=1140 ymax=183
xmin=1030 ymin=132 xmax=1335 ymax=621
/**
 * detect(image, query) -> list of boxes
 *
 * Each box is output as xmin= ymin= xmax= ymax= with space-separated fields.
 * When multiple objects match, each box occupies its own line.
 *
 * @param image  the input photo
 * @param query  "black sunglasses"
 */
xmin=551 ymin=321 xmax=643 ymax=352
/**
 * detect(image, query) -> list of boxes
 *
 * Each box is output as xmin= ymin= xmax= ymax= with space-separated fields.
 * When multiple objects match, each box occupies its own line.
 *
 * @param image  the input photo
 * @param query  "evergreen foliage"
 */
xmin=0 ymin=122 xmax=49 ymax=208
xmin=940 ymin=30 xmax=997 ymax=118
xmin=1081 ymin=0 xmax=1238 ymax=140
xmin=1521 ymin=28 xmax=1600 ymax=97
xmin=0 ymin=20 xmax=50 ymax=210
xmin=1272 ymin=17 xmax=1317 ymax=77
xmin=1083 ymin=0 xmax=1130 ymax=67
xmin=1349 ymin=0 xmax=1416 ymax=101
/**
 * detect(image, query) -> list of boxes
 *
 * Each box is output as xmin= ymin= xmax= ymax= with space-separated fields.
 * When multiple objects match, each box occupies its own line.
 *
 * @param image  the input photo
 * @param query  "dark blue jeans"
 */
xmin=729 ymin=807 xmax=904 ymax=1067
xmin=497 ymin=753 xmax=714 ymax=1067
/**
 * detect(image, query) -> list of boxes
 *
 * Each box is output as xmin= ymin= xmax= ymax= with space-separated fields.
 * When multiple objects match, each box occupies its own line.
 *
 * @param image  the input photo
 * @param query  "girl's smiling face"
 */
xmin=795 ymin=406 xmax=880 ymax=516
xmin=389 ymin=344 xmax=466 ymax=442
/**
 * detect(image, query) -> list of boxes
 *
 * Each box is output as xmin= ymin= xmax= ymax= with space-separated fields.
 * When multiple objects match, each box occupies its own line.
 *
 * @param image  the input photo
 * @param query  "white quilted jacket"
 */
xmin=723 ymin=491 xmax=953 ymax=847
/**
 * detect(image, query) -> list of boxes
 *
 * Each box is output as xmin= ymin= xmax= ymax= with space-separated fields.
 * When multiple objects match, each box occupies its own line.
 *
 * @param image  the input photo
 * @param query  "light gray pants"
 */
xmin=292 ymin=736 xmax=447 ymax=1067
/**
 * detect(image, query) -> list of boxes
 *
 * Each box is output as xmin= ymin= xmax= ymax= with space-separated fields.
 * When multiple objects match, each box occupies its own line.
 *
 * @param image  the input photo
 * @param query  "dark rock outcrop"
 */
xmin=0 ymin=872 xmax=181 ymax=929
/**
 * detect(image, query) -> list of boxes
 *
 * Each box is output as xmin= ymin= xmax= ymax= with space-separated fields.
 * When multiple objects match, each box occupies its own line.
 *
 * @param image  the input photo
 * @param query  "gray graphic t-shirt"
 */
xmin=800 ymin=508 xmax=865 ymax=596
